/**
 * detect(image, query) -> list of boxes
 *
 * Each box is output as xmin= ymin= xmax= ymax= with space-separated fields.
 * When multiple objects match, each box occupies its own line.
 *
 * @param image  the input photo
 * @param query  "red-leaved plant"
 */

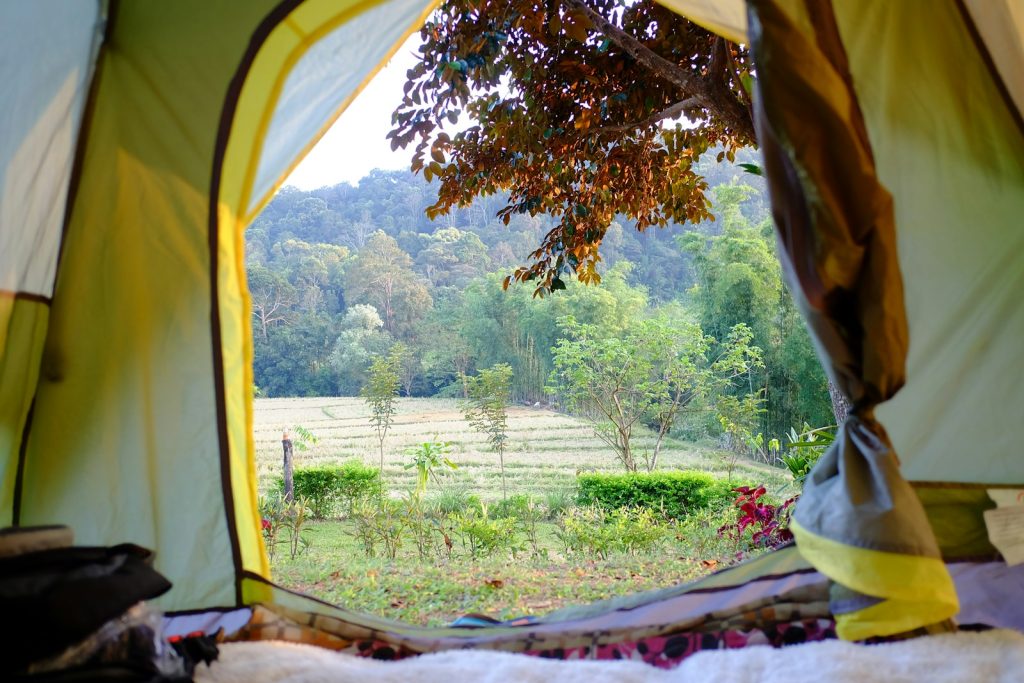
xmin=718 ymin=485 xmax=796 ymax=554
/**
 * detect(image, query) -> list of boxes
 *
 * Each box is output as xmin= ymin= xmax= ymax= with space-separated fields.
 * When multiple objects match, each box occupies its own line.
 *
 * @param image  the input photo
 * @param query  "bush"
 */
xmin=557 ymin=506 xmax=671 ymax=559
xmin=260 ymin=493 xmax=313 ymax=561
xmin=349 ymin=498 xmax=407 ymax=559
xmin=283 ymin=461 xmax=384 ymax=519
xmin=576 ymin=471 xmax=733 ymax=520
xmin=427 ymin=486 xmax=482 ymax=517
xmin=490 ymin=493 xmax=539 ymax=519
xmin=335 ymin=460 xmax=385 ymax=512
xmin=543 ymin=487 xmax=577 ymax=520
xmin=452 ymin=507 xmax=523 ymax=560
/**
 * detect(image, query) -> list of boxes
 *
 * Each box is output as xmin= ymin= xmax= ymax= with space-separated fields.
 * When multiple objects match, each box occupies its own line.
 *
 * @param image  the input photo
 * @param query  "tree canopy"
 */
xmin=389 ymin=0 xmax=754 ymax=294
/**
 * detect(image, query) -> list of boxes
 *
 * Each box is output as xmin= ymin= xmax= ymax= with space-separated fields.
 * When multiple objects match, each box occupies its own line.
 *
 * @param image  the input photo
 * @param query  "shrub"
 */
xmin=283 ymin=462 xmax=383 ymax=518
xmin=490 ymin=493 xmax=539 ymax=519
xmin=557 ymin=506 xmax=671 ymax=559
xmin=260 ymin=493 xmax=313 ymax=561
xmin=717 ymin=485 xmax=796 ymax=556
xmin=349 ymin=498 xmax=407 ymax=560
xmin=452 ymin=507 xmax=522 ymax=560
xmin=543 ymin=487 xmax=577 ymax=520
xmin=780 ymin=424 xmax=834 ymax=485
xmin=428 ymin=486 xmax=481 ymax=517
xmin=335 ymin=460 xmax=385 ymax=512
xmin=576 ymin=471 xmax=733 ymax=520
xmin=488 ymin=494 xmax=547 ymax=558
xmin=675 ymin=506 xmax=738 ymax=563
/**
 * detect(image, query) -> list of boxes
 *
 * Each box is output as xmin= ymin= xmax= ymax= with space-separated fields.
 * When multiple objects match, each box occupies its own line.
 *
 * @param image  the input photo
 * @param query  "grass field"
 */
xmin=254 ymin=397 xmax=788 ymax=498
xmin=254 ymin=397 xmax=794 ymax=625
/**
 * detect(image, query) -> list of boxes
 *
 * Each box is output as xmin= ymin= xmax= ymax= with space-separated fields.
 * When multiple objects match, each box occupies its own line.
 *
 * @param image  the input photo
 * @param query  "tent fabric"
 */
xmin=7 ymin=0 xmax=434 ymax=612
xmin=220 ymin=558 xmax=1020 ymax=660
xmin=215 ymin=0 xmax=438 ymax=602
xmin=229 ymin=547 xmax=833 ymax=658
xmin=246 ymin=0 xmax=436 ymax=219
xmin=653 ymin=0 xmax=747 ymax=45
xmin=747 ymin=0 xmax=959 ymax=640
xmin=0 ymin=0 xmax=104 ymax=299
xmin=1 ymin=0 xmax=1022 ymax=644
xmin=845 ymin=0 xmax=1024 ymax=486
xmin=0 ymin=0 xmax=105 ymax=528
xmin=961 ymin=0 xmax=1024 ymax=126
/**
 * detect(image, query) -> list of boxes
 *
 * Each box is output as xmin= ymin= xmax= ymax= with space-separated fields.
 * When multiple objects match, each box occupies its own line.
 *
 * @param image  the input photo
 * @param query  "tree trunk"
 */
xmin=498 ymin=448 xmax=507 ymax=500
xmin=827 ymin=378 xmax=851 ymax=426
xmin=282 ymin=437 xmax=294 ymax=502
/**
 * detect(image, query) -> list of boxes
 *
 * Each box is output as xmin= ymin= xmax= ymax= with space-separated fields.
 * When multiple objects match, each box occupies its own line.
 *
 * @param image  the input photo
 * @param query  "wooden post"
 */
xmin=282 ymin=428 xmax=294 ymax=502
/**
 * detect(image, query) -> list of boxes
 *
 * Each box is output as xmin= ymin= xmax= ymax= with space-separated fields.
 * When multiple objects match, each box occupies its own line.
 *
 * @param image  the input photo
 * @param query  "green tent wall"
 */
xmin=1 ymin=0 xmax=1021 ymax=640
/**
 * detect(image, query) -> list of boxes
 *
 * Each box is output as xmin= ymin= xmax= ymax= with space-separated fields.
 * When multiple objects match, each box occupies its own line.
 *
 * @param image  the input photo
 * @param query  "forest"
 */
xmin=246 ymin=154 xmax=832 ymax=446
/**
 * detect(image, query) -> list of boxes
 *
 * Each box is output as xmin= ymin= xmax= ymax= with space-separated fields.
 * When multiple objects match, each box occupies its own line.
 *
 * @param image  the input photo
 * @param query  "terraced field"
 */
xmin=253 ymin=397 xmax=787 ymax=499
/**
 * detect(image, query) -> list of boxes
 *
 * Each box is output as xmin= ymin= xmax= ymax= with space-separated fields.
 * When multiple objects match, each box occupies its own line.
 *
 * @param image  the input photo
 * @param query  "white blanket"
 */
xmin=197 ymin=630 xmax=1024 ymax=683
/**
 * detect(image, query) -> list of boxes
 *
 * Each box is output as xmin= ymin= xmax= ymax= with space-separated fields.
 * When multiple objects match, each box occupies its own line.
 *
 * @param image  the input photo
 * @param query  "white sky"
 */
xmin=284 ymin=35 xmax=421 ymax=190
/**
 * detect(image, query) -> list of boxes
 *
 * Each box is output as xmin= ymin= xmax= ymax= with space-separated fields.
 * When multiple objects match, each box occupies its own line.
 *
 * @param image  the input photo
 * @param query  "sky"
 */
xmin=283 ymin=35 xmax=421 ymax=190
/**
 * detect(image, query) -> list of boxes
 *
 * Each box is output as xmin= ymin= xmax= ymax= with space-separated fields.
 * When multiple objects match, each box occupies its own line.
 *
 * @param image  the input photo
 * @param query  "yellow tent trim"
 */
xmin=241 ymin=0 xmax=443 ymax=226
xmin=791 ymin=519 xmax=959 ymax=640
xmin=216 ymin=0 xmax=441 ymax=586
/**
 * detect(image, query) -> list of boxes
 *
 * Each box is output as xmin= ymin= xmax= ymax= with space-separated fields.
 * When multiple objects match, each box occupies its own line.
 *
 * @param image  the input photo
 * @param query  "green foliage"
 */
xmin=543 ymin=487 xmax=577 ymax=520
xmin=463 ymin=364 xmax=514 ymax=499
xmin=259 ymin=494 xmax=313 ymax=561
xmin=489 ymin=493 xmax=539 ymax=520
xmin=557 ymin=506 xmax=672 ymax=560
xmin=451 ymin=506 xmax=522 ymax=560
xmin=427 ymin=486 xmax=482 ymax=517
xmin=349 ymin=498 xmax=407 ymax=560
xmin=681 ymin=185 xmax=832 ymax=440
xmin=335 ymin=460 xmax=386 ymax=511
xmin=781 ymin=424 xmax=835 ymax=485
xmin=362 ymin=346 xmax=403 ymax=471
xmin=285 ymin=462 xmax=383 ymax=518
xmin=576 ymin=472 xmax=733 ymax=520
xmin=403 ymin=440 xmax=457 ymax=500
xmin=291 ymin=424 xmax=319 ymax=452
xmin=344 ymin=232 xmax=433 ymax=339
xmin=331 ymin=305 xmax=393 ymax=395
xmin=550 ymin=316 xmax=758 ymax=472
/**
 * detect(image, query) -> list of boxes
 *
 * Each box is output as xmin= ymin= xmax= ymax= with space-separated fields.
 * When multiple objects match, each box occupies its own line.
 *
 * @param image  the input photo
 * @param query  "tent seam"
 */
xmin=208 ymin=0 xmax=306 ymax=607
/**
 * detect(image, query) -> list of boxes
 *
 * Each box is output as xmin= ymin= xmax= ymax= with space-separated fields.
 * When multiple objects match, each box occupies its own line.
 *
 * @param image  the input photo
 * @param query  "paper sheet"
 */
xmin=987 ymin=489 xmax=1024 ymax=508
xmin=983 ymin=505 xmax=1024 ymax=566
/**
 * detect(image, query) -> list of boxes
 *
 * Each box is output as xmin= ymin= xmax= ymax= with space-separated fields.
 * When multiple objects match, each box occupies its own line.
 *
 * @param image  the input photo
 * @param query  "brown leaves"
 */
xmin=388 ymin=0 xmax=755 ymax=295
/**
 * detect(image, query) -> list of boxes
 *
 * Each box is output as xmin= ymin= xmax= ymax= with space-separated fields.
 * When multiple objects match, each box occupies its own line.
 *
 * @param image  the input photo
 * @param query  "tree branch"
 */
xmin=586 ymin=96 xmax=700 ymax=137
xmin=564 ymin=0 xmax=756 ymax=142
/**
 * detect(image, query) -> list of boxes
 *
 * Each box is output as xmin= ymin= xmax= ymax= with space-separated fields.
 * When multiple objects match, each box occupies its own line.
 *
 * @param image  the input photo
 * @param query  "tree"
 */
xmin=331 ymin=305 xmax=393 ymax=395
xmin=389 ymin=0 xmax=754 ymax=294
xmin=415 ymin=227 xmax=491 ymax=289
xmin=362 ymin=346 xmax=404 ymax=473
xmin=344 ymin=232 xmax=433 ymax=339
xmin=463 ymin=364 xmax=514 ymax=499
xmin=550 ymin=317 xmax=702 ymax=471
xmin=549 ymin=316 xmax=762 ymax=472
xmin=680 ymin=185 xmax=833 ymax=437
xmin=249 ymin=264 xmax=296 ymax=339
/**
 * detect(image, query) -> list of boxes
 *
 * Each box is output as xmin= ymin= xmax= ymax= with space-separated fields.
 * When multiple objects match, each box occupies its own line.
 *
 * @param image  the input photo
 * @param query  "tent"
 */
xmin=2 ymin=0 xmax=1021 ymax=651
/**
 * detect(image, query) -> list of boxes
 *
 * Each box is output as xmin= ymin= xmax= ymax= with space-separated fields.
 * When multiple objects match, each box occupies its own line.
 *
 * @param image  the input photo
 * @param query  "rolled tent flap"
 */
xmin=747 ymin=0 xmax=957 ymax=640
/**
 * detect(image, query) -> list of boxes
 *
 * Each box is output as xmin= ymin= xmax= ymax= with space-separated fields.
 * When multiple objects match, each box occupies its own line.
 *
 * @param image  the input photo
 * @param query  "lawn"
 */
xmin=255 ymin=397 xmax=795 ymax=626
